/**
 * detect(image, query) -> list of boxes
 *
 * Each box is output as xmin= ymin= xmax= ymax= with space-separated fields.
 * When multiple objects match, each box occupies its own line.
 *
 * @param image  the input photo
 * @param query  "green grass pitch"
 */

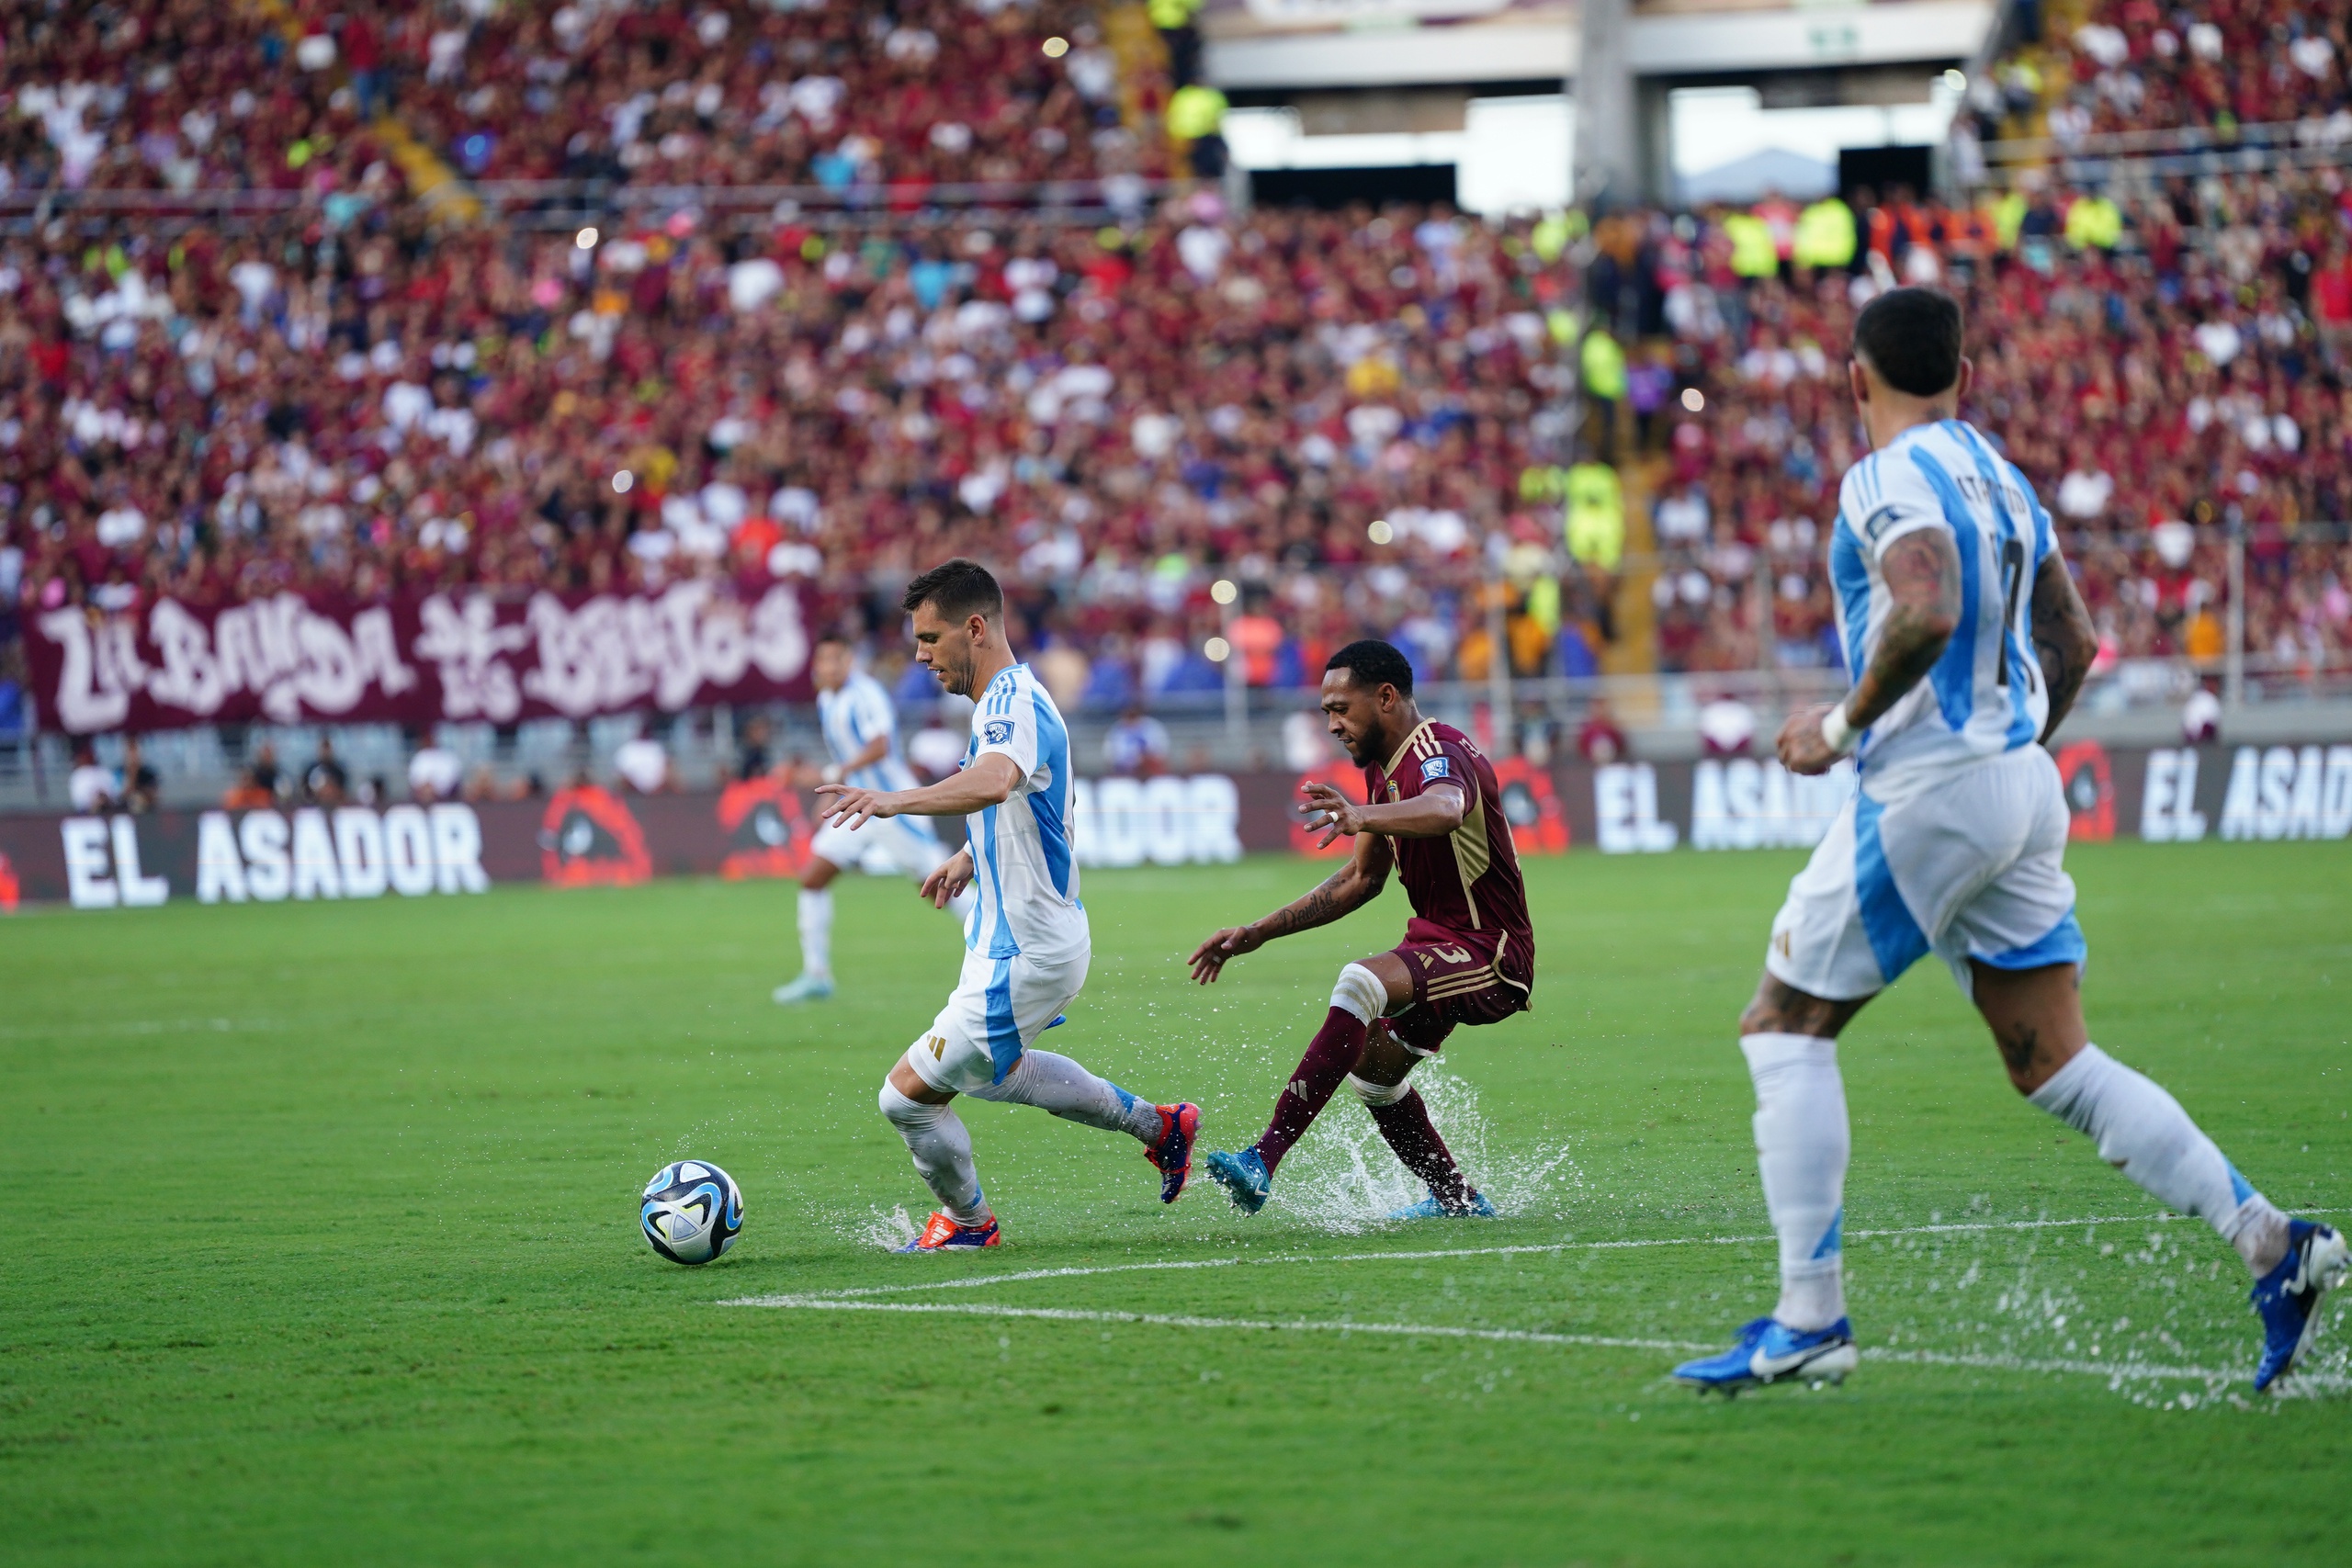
xmin=5 ymin=840 xmax=2349 ymax=1565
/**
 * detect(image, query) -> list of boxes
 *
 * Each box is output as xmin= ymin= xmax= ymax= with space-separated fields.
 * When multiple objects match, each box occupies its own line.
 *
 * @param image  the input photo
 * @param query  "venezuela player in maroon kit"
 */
xmin=1191 ymin=640 xmax=1535 ymax=1217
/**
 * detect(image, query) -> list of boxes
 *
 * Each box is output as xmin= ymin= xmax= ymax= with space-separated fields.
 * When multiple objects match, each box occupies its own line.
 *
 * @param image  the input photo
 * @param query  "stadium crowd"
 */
xmin=1642 ymin=167 xmax=2352 ymax=677
xmin=0 ymin=0 xmax=1151 ymax=197
xmin=3 ymin=0 xmax=2351 ymax=762
xmin=1958 ymin=0 xmax=2349 ymax=147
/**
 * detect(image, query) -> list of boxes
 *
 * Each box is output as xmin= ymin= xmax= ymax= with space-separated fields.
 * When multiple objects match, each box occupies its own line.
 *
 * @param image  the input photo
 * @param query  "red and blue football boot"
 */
xmin=896 ymin=1211 xmax=1002 ymax=1252
xmin=1148 ymin=1103 xmax=1201 ymax=1203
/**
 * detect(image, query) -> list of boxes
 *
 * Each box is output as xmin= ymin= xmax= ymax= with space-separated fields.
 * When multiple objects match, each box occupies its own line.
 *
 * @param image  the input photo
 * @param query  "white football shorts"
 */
xmin=809 ymin=814 xmax=948 ymax=879
xmin=903 ymin=946 xmax=1091 ymax=1095
xmin=1765 ymin=744 xmax=2086 ymax=1000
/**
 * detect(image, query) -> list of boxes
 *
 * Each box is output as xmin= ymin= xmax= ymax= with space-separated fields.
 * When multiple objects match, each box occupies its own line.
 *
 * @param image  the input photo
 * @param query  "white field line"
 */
xmin=737 ymin=1213 xmax=2162 ymax=1303
xmin=722 ymin=1294 xmax=2351 ymax=1391
xmin=724 ymin=1295 xmax=1712 ymax=1355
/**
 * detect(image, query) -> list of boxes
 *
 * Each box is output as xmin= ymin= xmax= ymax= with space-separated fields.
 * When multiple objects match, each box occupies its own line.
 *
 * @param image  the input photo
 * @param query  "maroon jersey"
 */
xmin=1363 ymin=718 xmax=1535 ymax=994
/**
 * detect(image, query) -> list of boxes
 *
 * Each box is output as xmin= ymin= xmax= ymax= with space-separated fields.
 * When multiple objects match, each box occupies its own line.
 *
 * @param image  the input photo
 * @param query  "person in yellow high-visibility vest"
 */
xmin=1565 ymin=458 xmax=1625 ymax=572
xmin=1564 ymin=457 xmax=1624 ymax=645
xmin=1149 ymin=0 xmax=1204 ymax=85
xmin=1167 ymin=83 xmax=1227 ymax=178
xmin=2064 ymin=191 xmax=2122 ymax=250
xmin=1580 ymin=325 xmax=1626 ymax=464
xmin=1723 ymin=209 xmax=1779 ymax=279
xmin=1792 ymin=195 xmax=1857 ymax=271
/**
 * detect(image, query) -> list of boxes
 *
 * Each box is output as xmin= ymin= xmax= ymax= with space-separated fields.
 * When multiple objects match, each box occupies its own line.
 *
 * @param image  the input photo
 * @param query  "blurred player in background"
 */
xmin=774 ymin=634 xmax=973 ymax=1005
xmin=1190 ymin=639 xmax=1534 ymax=1220
xmin=1673 ymin=288 xmax=2345 ymax=1395
xmin=815 ymin=560 xmax=1201 ymax=1249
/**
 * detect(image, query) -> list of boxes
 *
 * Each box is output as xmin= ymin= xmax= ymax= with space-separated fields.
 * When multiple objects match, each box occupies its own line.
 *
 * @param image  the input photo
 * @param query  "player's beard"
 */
xmin=933 ymin=641 xmax=975 ymax=698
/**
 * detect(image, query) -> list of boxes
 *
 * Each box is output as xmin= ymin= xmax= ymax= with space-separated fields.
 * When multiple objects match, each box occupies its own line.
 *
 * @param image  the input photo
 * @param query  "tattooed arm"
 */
xmin=1188 ymin=830 xmax=1394 ymax=983
xmin=2029 ymin=550 xmax=2098 ymax=742
xmin=1779 ymin=527 xmax=1963 ymax=775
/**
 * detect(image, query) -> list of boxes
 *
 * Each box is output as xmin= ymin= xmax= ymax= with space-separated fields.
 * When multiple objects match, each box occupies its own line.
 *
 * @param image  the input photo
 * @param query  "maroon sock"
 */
xmin=1252 ymin=1008 xmax=1367 ymax=1173
xmin=1370 ymin=1090 xmax=1472 ymax=1207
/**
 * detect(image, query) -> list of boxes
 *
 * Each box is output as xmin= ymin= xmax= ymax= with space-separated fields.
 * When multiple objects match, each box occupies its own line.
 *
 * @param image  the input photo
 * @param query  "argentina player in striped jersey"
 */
xmin=773 ymin=635 xmax=975 ymax=1006
xmin=814 ymin=560 xmax=1203 ymax=1250
xmin=1674 ymin=288 xmax=2344 ymax=1394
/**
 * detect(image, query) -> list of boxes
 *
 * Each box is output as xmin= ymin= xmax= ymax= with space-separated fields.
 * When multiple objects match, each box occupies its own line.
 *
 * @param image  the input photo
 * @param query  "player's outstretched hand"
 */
xmin=813 ymin=783 xmax=896 ymax=829
xmin=1188 ymin=924 xmax=1262 ymax=984
xmin=922 ymin=849 xmax=974 ymax=909
xmin=1777 ymin=702 xmax=1843 ymax=776
xmin=1297 ymin=780 xmax=1364 ymax=849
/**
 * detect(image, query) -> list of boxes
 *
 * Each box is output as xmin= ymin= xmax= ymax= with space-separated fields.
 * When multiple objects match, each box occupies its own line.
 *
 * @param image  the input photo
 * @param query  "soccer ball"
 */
xmin=639 ymin=1160 xmax=743 ymax=1265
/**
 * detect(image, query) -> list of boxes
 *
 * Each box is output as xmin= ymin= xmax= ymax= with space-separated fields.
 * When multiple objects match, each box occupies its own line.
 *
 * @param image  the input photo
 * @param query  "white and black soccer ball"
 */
xmin=639 ymin=1160 xmax=743 ymax=1265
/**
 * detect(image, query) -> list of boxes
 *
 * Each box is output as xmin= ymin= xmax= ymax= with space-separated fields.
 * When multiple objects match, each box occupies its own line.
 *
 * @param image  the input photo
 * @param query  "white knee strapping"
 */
xmin=878 ymin=1079 xmax=986 ymax=1223
xmin=1331 ymin=963 xmax=1389 ymax=1025
xmin=1347 ymin=1073 xmax=1409 ymax=1108
xmin=879 ymin=1080 xmax=940 ymax=1126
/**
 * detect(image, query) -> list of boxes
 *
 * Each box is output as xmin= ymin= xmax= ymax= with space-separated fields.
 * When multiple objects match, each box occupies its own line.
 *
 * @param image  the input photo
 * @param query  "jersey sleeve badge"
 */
xmin=983 ymin=719 xmax=1013 ymax=746
xmin=1420 ymin=755 xmax=1452 ymax=782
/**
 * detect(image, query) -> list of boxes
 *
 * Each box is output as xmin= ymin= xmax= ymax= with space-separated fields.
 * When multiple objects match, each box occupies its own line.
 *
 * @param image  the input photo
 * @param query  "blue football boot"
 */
xmin=1387 ymin=1187 xmax=1498 ymax=1220
xmin=2252 ymin=1219 xmax=2348 ymax=1392
xmin=771 ymin=973 xmax=834 ymax=1005
xmin=1673 ymin=1315 xmax=1859 ymax=1395
xmin=1204 ymin=1148 xmax=1272 ymax=1215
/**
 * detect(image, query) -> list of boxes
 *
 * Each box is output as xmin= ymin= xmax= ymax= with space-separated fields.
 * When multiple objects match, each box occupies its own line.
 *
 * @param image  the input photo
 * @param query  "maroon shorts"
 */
xmin=1377 ymin=936 xmax=1532 ymax=1055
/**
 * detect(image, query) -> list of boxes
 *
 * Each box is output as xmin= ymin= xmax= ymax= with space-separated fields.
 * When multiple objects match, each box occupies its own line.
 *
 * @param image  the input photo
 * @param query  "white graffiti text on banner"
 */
xmin=1691 ymin=758 xmax=1856 ymax=851
xmin=516 ymin=583 xmax=809 ymax=717
xmin=40 ymin=596 xmax=416 ymax=730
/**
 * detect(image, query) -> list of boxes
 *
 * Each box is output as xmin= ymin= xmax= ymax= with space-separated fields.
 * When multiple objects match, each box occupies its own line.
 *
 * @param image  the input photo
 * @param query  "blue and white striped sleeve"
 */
xmin=972 ymin=673 xmax=1039 ymax=782
xmin=1856 ymin=457 xmax=1946 ymax=562
xmin=852 ymin=678 xmax=893 ymax=749
xmin=2018 ymin=464 xmax=2059 ymax=570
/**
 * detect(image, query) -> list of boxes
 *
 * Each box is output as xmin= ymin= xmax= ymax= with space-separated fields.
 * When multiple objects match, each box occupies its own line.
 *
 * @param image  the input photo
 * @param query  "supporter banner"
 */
xmin=21 ymin=582 xmax=818 ymax=735
xmin=3 ymin=745 xmax=2346 ymax=908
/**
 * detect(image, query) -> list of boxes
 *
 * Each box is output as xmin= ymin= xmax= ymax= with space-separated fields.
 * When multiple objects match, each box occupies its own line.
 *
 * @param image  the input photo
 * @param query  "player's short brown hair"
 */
xmin=901 ymin=558 xmax=1002 ymax=623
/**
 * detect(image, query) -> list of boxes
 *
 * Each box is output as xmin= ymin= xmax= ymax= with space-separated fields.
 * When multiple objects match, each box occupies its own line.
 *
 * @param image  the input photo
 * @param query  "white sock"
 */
xmin=2030 ymin=1044 xmax=2290 ymax=1273
xmin=797 ymin=887 xmax=833 ymax=978
xmin=878 ymin=1082 xmax=989 ymax=1224
xmin=969 ymin=1049 xmax=1165 ymax=1143
xmin=1742 ymin=1032 xmax=1849 ymax=1332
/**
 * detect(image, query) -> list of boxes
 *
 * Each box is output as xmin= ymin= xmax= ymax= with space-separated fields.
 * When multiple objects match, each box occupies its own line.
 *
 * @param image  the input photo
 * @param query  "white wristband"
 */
xmin=1820 ymin=703 xmax=1859 ymax=757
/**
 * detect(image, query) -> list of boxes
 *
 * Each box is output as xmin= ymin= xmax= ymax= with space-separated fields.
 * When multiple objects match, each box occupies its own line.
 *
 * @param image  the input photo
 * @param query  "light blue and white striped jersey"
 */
xmin=1829 ymin=418 xmax=2058 ymax=802
xmin=819 ymin=671 xmax=920 ymax=792
xmin=820 ymin=671 xmax=936 ymax=842
xmin=960 ymin=662 xmax=1087 ymax=965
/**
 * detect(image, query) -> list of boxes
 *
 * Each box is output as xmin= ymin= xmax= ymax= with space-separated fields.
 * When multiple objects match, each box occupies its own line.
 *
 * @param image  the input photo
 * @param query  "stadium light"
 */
xmin=1367 ymin=518 xmax=1395 ymax=545
xmin=1209 ymin=579 xmax=1238 ymax=605
xmin=1204 ymin=636 xmax=1231 ymax=662
xmin=576 ymin=227 xmax=600 ymax=250
xmin=612 ymin=470 xmax=634 ymax=494
xmin=1681 ymin=389 xmax=1706 ymax=412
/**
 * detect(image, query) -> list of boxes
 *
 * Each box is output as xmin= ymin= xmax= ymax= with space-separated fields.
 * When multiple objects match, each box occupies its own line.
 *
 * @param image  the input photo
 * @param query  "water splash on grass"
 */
xmin=1261 ymin=1062 xmax=1586 ymax=1235
xmin=847 ymin=1204 xmax=921 ymax=1251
